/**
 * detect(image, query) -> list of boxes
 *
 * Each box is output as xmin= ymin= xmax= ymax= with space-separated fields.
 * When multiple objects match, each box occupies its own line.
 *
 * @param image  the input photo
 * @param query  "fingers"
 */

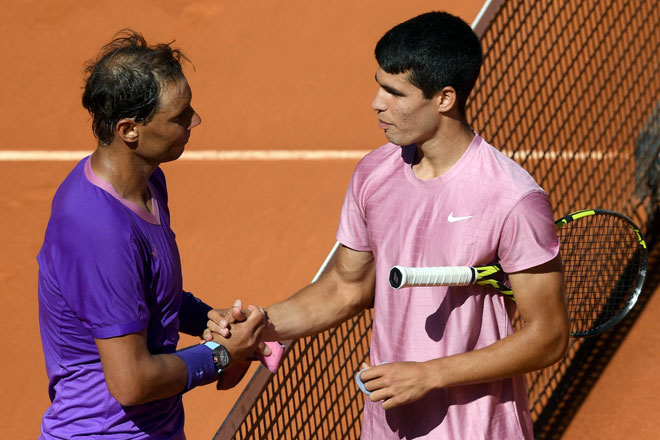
xmin=207 ymin=308 xmax=225 ymax=324
xmin=358 ymin=363 xmax=392 ymax=397
xmin=361 ymin=367 xmax=394 ymax=405
xmin=207 ymin=300 xmax=249 ymax=327
xmin=231 ymin=306 xmax=247 ymax=322
xmin=255 ymin=341 xmax=272 ymax=356
xmin=360 ymin=361 xmax=430 ymax=409
xmin=206 ymin=318 xmax=230 ymax=337
xmin=367 ymin=379 xmax=389 ymax=400
xmin=230 ymin=299 xmax=248 ymax=322
xmin=205 ymin=301 xmax=268 ymax=366
xmin=244 ymin=305 xmax=267 ymax=331
xmin=357 ymin=363 xmax=379 ymax=382
xmin=206 ymin=299 xmax=254 ymax=340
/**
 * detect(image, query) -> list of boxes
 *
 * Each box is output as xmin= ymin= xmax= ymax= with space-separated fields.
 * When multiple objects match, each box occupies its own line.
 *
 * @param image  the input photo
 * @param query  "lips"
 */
xmin=378 ymin=119 xmax=392 ymax=129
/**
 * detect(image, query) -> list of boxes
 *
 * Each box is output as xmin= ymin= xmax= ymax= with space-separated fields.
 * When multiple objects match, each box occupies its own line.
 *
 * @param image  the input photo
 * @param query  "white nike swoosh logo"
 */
xmin=448 ymin=212 xmax=473 ymax=222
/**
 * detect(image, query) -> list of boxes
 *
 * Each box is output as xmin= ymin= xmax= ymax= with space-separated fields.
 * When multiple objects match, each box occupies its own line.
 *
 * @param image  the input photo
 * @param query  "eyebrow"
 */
xmin=375 ymin=73 xmax=406 ymax=97
xmin=170 ymin=105 xmax=192 ymax=121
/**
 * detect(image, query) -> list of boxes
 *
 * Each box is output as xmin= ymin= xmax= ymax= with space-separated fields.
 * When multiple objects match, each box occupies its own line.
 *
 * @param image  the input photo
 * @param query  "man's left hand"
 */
xmin=358 ymin=361 xmax=435 ymax=410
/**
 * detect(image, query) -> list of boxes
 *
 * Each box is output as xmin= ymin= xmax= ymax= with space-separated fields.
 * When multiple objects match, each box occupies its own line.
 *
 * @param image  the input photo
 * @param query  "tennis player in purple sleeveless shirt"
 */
xmin=208 ymin=11 xmax=570 ymax=440
xmin=37 ymin=31 xmax=270 ymax=439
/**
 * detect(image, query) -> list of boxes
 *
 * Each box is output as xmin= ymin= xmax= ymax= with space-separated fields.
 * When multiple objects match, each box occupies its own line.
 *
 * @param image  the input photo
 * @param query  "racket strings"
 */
xmin=559 ymin=213 xmax=643 ymax=336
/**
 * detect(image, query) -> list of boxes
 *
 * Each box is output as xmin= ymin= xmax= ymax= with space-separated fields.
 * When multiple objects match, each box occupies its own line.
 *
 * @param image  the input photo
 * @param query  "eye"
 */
xmin=383 ymin=86 xmax=405 ymax=97
xmin=174 ymin=107 xmax=194 ymax=125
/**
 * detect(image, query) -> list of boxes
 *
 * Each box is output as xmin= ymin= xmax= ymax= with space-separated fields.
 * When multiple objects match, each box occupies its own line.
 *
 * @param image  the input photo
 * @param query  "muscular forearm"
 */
xmin=100 ymin=345 xmax=189 ymax=406
xmin=97 ymin=330 xmax=219 ymax=406
xmin=206 ymin=246 xmax=375 ymax=345
xmin=361 ymin=259 xmax=569 ymax=410
xmin=115 ymin=353 xmax=188 ymax=406
xmin=425 ymin=321 xmax=566 ymax=390
xmin=265 ymin=269 xmax=373 ymax=340
xmin=362 ymin=319 xmax=568 ymax=410
xmin=429 ymin=265 xmax=568 ymax=389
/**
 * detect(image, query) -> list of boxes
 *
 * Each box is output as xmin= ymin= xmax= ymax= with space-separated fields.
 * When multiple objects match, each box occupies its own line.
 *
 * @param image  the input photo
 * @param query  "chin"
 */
xmin=164 ymin=145 xmax=186 ymax=163
xmin=172 ymin=147 xmax=186 ymax=161
xmin=384 ymin=133 xmax=406 ymax=146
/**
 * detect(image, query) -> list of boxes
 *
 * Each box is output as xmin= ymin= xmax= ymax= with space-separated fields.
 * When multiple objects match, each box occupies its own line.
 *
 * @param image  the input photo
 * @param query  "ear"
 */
xmin=115 ymin=118 xmax=139 ymax=144
xmin=435 ymin=86 xmax=458 ymax=114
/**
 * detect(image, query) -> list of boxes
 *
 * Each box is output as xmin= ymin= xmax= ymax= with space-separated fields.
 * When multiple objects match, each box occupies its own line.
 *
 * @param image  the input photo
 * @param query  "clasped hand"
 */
xmin=202 ymin=299 xmax=271 ymax=363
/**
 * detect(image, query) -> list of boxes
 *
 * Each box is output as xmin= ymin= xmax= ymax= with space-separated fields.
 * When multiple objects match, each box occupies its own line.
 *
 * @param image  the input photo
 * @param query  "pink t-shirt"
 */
xmin=337 ymin=134 xmax=558 ymax=440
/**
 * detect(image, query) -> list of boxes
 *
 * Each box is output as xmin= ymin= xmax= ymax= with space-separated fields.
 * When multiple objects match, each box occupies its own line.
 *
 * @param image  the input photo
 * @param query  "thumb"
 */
xmin=256 ymin=342 xmax=272 ymax=356
xmin=231 ymin=299 xmax=247 ymax=321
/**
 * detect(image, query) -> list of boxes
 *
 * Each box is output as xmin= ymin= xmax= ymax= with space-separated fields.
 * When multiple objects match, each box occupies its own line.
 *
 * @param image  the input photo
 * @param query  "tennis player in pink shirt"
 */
xmin=209 ymin=11 xmax=568 ymax=439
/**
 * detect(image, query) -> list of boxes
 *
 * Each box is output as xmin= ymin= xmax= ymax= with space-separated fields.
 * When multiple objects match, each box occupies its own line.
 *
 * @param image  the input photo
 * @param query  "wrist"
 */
xmin=423 ymin=358 xmax=447 ymax=390
xmin=204 ymin=341 xmax=231 ymax=373
xmin=174 ymin=344 xmax=221 ymax=392
xmin=263 ymin=307 xmax=278 ymax=339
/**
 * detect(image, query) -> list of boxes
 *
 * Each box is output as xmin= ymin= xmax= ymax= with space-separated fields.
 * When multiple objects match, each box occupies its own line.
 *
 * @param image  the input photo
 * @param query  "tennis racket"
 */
xmin=389 ymin=209 xmax=647 ymax=338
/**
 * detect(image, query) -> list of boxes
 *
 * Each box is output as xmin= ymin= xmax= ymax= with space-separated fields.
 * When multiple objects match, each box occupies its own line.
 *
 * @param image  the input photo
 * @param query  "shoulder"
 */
xmin=48 ymin=162 xmax=134 ymax=250
xmin=355 ymin=143 xmax=401 ymax=171
xmin=473 ymin=137 xmax=544 ymax=196
xmin=350 ymin=143 xmax=402 ymax=188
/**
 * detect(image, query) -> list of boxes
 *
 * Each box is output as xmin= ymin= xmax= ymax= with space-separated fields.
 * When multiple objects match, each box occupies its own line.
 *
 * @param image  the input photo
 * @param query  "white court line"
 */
xmin=0 ymin=149 xmax=618 ymax=161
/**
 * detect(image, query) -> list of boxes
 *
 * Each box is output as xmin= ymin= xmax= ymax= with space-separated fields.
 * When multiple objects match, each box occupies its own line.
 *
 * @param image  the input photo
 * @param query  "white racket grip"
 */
xmin=390 ymin=265 xmax=477 ymax=289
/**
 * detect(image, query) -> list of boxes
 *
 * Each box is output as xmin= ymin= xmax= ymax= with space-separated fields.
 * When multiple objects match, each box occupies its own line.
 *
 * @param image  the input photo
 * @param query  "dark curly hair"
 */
xmin=81 ymin=29 xmax=190 ymax=145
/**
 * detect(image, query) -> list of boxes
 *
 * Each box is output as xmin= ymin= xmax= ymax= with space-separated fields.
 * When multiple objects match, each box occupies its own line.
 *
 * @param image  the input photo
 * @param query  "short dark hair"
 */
xmin=375 ymin=11 xmax=482 ymax=115
xmin=82 ymin=30 xmax=189 ymax=145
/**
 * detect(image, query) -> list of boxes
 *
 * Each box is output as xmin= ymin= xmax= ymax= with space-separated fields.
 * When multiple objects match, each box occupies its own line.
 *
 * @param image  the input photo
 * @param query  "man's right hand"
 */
xmin=205 ymin=300 xmax=267 ymax=366
xmin=205 ymin=299 xmax=250 ymax=339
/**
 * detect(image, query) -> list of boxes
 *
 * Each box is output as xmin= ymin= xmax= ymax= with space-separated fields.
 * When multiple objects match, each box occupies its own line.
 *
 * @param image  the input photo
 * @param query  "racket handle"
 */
xmin=389 ymin=265 xmax=477 ymax=289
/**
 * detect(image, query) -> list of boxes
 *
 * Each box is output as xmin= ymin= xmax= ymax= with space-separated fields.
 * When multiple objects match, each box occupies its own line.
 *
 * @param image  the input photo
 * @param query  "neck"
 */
xmin=412 ymin=121 xmax=474 ymax=180
xmin=90 ymin=143 xmax=156 ymax=210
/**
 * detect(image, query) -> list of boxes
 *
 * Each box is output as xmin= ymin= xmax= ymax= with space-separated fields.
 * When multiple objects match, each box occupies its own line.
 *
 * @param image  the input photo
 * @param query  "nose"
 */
xmin=371 ymin=88 xmax=386 ymax=112
xmin=189 ymin=109 xmax=201 ymax=129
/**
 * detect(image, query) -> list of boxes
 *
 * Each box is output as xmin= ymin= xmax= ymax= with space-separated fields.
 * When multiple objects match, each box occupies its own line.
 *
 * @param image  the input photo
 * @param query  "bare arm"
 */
xmin=97 ymin=306 xmax=267 ymax=406
xmin=264 ymin=245 xmax=376 ymax=340
xmin=96 ymin=331 xmax=188 ymax=406
xmin=361 ymin=255 xmax=569 ymax=409
xmin=206 ymin=245 xmax=376 ymax=342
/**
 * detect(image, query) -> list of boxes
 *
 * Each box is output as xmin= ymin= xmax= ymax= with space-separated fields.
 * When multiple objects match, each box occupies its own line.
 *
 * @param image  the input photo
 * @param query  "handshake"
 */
xmin=202 ymin=300 xmax=284 ymax=389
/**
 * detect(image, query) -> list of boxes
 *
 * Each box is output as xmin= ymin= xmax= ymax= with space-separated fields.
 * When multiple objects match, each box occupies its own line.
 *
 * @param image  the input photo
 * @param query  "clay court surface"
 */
xmin=1 ymin=1 xmax=658 ymax=438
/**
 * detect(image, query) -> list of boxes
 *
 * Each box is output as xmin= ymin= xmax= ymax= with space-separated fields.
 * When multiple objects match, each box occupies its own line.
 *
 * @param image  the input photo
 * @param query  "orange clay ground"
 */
xmin=1 ymin=1 xmax=658 ymax=439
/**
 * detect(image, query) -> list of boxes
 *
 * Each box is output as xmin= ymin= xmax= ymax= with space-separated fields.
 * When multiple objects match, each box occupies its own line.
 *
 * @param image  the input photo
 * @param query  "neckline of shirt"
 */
xmin=83 ymin=156 xmax=161 ymax=225
xmin=401 ymin=133 xmax=482 ymax=188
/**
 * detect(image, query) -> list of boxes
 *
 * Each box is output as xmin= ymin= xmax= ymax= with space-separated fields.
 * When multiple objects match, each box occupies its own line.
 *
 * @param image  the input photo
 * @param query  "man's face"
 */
xmin=136 ymin=77 xmax=201 ymax=164
xmin=371 ymin=68 xmax=440 ymax=146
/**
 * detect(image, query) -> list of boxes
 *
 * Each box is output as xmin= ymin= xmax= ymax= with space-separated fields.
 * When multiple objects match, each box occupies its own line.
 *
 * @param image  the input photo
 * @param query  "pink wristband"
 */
xmin=256 ymin=341 xmax=285 ymax=372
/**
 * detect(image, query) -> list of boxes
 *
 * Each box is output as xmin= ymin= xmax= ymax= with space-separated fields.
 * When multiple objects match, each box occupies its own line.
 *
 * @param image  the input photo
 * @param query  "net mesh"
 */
xmin=470 ymin=1 xmax=660 ymax=432
xmin=557 ymin=211 xmax=645 ymax=337
xmin=216 ymin=1 xmax=660 ymax=438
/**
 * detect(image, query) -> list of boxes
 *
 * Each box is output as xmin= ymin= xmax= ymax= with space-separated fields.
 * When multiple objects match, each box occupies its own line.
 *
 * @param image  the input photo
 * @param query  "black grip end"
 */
xmin=389 ymin=267 xmax=403 ymax=288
